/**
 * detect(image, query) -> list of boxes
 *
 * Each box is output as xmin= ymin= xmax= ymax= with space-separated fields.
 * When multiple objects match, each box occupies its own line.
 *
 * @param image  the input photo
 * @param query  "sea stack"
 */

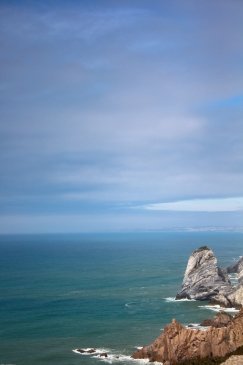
xmin=176 ymin=246 xmax=231 ymax=301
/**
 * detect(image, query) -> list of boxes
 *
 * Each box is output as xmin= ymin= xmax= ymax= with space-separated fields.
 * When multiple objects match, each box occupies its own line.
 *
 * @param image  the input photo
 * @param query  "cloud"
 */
xmin=0 ymin=0 xmax=243 ymax=232
xmin=144 ymin=197 xmax=243 ymax=212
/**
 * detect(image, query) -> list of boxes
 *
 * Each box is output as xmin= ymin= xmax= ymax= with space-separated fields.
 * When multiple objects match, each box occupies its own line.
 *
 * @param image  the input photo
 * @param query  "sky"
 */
xmin=0 ymin=0 xmax=243 ymax=233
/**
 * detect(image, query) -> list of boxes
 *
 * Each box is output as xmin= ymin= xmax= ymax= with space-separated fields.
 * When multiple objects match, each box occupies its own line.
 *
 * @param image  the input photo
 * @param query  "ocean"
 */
xmin=0 ymin=232 xmax=242 ymax=365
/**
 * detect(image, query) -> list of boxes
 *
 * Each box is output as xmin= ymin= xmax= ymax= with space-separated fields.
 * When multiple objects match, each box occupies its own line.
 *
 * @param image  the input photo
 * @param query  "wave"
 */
xmin=125 ymin=302 xmax=137 ymax=308
xmin=186 ymin=323 xmax=200 ymax=327
xmin=185 ymin=323 xmax=208 ymax=331
xmin=94 ymin=353 xmax=151 ymax=364
xmin=72 ymin=348 xmax=110 ymax=356
xmin=164 ymin=297 xmax=196 ymax=302
xmin=198 ymin=304 xmax=239 ymax=313
xmin=229 ymin=273 xmax=238 ymax=278
xmin=72 ymin=348 xmax=161 ymax=364
xmin=228 ymin=273 xmax=239 ymax=286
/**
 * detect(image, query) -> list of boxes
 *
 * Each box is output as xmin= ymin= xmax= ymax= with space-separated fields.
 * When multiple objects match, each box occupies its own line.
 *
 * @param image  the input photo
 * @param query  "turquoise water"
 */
xmin=0 ymin=232 xmax=242 ymax=365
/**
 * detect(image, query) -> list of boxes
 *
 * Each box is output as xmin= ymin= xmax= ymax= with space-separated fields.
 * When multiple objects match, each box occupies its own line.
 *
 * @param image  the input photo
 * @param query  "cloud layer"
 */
xmin=0 ymin=0 xmax=243 ymax=232
xmin=144 ymin=197 xmax=243 ymax=212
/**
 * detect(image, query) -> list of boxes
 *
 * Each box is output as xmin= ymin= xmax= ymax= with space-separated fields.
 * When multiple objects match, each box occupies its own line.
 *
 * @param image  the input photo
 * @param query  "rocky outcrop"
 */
xmin=132 ymin=309 xmax=243 ymax=365
xmin=175 ymin=247 xmax=243 ymax=308
xmin=200 ymin=311 xmax=232 ymax=328
xmin=176 ymin=247 xmax=231 ymax=301
xmin=221 ymin=355 xmax=243 ymax=364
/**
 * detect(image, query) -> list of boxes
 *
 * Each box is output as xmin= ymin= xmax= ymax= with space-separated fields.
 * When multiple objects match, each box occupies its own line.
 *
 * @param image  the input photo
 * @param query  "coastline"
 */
xmin=132 ymin=247 xmax=243 ymax=365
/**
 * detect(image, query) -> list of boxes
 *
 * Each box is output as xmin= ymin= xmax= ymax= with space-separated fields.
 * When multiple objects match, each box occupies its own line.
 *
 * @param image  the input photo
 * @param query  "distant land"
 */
xmin=140 ymin=227 xmax=243 ymax=233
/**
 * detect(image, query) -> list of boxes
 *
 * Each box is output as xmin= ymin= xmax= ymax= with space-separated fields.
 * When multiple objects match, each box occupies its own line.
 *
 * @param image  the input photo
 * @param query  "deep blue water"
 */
xmin=0 ymin=232 xmax=242 ymax=365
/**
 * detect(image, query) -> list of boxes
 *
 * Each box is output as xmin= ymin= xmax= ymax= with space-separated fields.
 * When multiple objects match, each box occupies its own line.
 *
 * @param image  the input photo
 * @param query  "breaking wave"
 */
xmin=164 ymin=297 xmax=196 ymax=302
xmin=72 ymin=348 xmax=161 ymax=364
xmin=198 ymin=304 xmax=239 ymax=313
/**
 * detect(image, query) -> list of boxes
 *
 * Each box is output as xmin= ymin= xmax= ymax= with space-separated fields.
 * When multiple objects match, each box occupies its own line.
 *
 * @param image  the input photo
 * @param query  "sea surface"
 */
xmin=0 ymin=232 xmax=242 ymax=365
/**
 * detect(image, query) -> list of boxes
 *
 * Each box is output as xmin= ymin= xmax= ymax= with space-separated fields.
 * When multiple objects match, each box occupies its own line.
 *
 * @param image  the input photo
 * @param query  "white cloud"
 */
xmin=144 ymin=197 xmax=243 ymax=212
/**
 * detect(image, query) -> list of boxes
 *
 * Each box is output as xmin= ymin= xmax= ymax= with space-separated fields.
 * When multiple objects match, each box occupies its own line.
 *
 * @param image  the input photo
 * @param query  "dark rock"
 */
xmin=194 ymin=246 xmax=211 ymax=253
xmin=200 ymin=312 xmax=232 ymax=328
xmin=86 ymin=349 xmax=96 ymax=353
xmin=99 ymin=353 xmax=108 ymax=357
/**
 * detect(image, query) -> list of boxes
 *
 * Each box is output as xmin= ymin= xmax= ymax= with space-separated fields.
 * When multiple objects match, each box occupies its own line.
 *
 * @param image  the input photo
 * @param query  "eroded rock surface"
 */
xmin=221 ymin=355 xmax=243 ymax=365
xmin=132 ymin=309 xmax=243 ymax=365
xmin=176 ymin=246 xmax=231 ymax=301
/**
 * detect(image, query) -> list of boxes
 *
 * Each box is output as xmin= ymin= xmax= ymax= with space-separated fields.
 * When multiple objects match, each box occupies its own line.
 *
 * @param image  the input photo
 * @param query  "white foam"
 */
xmin=220 ymin=307 xmax=240 ymax=313
xmin=229 ymin=273 xmax=238 ymax=278
xmin=96 ymin=354 xmax=161 ymax=364
xmin=164 ymin=297 xmax=195 ymax=302
xmin=186 ymin=323 xmax=200 ymax=327
xmin=73 ymin=349 xmax=82 ymax=354
xmin=198 ymin=305 xmax=239 ymax=313
xmin=125 ymin=302 xmax=139 ymax=308
xmin=185 ymin=323 xmax=208 ymax=331
xmin=73 ymin=348 xmax=162 ymax=364
xmin=228 ymin=273 xmax=239 ymax=287
xmin=72 ymin=348 xmax=110 ymax=356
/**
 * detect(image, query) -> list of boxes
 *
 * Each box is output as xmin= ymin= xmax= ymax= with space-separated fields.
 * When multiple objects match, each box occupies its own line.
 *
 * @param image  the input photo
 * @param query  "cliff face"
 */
xmin=132 ymin=309 xmax=243 ymax=365
xmin=176 ymin=246 xmax=231 ymax=301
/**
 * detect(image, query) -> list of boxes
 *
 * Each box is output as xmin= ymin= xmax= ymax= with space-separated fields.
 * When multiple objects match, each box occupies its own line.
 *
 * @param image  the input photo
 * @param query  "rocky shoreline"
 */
xmin=132 ymin=247 xmax=243 ymax=365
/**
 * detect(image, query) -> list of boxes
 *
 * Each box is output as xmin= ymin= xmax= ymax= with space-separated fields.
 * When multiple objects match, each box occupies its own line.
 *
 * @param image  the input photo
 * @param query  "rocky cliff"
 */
xmin=132 ymin=309 xmax=243 ymax=365
xmin=175 ymin=247 xmax=243 ymax=308
xmin=176 ymin=246 xmax=231 ymax=301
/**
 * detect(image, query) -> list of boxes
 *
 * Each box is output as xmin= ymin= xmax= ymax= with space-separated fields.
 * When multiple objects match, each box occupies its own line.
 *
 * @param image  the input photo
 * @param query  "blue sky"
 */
xmin=0 ymin=0 xmax=243 ymax=233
